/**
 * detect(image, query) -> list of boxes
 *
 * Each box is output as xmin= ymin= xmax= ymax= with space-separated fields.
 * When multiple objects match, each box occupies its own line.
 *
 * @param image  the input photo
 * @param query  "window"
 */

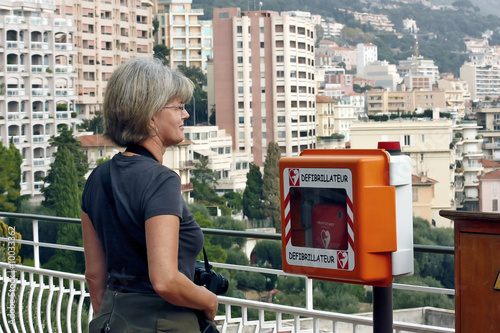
xmin=277 ymin=86 xmax=284 ymax=93
xmin=218 ymin=147 xmax=224 ymax=154
xmin=275 ymin=25 xmax=283 ymax=32
xmin=236 ymin=163 xmax=241 ymax=170
xmin=239 ymin=116 xmax=244 ymax=124
xmin=290 ymin=56 xmax=296 ymax=63
xmin=237 ymin=25 xmax=242 ymax=33
xmin=277 ymin=116 xmax=285 ymax=123
xmin=278 ymin=131 xmax=286 ymax=138
xmin=494 ymin=199 xmax=498 ymax=211
xmin=412 ymin=187 xmax=418 ymax=202
xmin=276 ymin=55 xmax=284 ymax=63
xmin=225 ymin=147 xmax=231 ymax=154
xmin=238 ymin=86 xmax=243 ymax=94
xmin=277 ymin=71 xmax=284 ymax=78
xmin=260 ymin=42 xmax=264 ymax=48
xmin=404 ymin=135 xmax=412 ymax=146
xmin=276 ymin=40 xmax=283 ymax=47
xmin=237 ymin=56 xmax=243 ymax=64
xmin=237 ymin=41 xmax=243 ymax=48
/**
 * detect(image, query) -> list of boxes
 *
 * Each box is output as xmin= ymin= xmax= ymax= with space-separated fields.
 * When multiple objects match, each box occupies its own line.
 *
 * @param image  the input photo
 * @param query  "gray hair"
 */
xmin=103 ymin=57 xmax=194 ymax=147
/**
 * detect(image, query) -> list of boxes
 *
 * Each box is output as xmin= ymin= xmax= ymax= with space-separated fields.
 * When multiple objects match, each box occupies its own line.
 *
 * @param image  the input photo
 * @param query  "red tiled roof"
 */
xmin=316 ymin=95 xmax=336 ymax=103
xmin=77 ymin=134 xmax=116 ymax=147
xmin=479 ymin=158 xmax=500 ymax=168
xmin=479 ymin=170 xmax=500 ymax=180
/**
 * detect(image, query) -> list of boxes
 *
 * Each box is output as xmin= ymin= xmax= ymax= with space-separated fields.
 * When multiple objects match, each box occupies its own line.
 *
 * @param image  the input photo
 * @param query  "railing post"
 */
xmin=373 ymin=284 xmax=393 ymax=333
xmin=305 ymin=277 xmax=313 ymax=310
xmin=33 ymin=219 xmax=40 ymax=269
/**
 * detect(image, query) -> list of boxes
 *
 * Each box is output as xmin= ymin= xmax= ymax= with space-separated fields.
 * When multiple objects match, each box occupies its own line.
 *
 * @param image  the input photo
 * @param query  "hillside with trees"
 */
xmin=193 ymin=0 xmax=500 ymax=76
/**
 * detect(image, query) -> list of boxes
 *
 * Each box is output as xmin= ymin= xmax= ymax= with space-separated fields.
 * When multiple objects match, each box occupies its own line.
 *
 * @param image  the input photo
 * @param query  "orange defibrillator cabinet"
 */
xmin=280 ymin=146 xmax=413 ymax=287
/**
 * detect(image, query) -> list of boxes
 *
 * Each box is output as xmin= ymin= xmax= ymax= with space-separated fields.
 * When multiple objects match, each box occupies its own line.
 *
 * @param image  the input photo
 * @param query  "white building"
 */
xmin=350 ymin=119 xmax=456 ymax=227
xmin=183 ymin=126 xmax=250 ymax=193
xmin=398 ymin=55 xmax=440 ymax=85
xmin=356 ymin=43 xmax=377 ymax=77
xmin=460 ymin=63 xmax=500 ymax=100
xmin=0 ymin=0 xmax=78 ymax=198
xmin=156 ymin=0 xmax=213 ymax=72
xmin=453 ymin=122 xmax=484 ymax=212
xmin=363 ymin=60 xmax=401 ymax=91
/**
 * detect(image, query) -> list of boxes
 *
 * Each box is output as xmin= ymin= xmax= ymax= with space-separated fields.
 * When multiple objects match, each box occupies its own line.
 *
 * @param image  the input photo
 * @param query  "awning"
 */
xmin=194 ymin=149 xmax=217 ymax=156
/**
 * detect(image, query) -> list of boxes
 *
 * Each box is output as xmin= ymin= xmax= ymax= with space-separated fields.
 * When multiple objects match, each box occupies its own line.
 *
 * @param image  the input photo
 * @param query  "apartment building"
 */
xmin=460 ymin=63 xmax=500 ymax=101
xmin=356 ymin=43 xmax=377 ymax=77
xmin=453 ymin=122 xmax=484 ymax=211
xmin=56 ymin=0 xmax=154 ymax=119
xmin=0 ymin=0 xmax=78 ymax=198
xmin=76 ymin=133 xmax=121 ymax=174
xmin=213 ymin=8 xmax=317 ymax=165
xmin=350 ymin=119 xmax=455 ymax=227
xmin=437 ymin=76 xmax=470 ymax=118
xmin=363 ymin=60 xmax=400 ymax=91
xmin=183 ymin=126 xmax=250 ymax=193
xmin=315 ymin=95 xmax=335 ymax=137
xmin=365 ymin=89 xmax=447 ymax=115
xmin=155 ymin=0 xmax=213 ymax=72
xmin=398 ymin=55 xmax=440 ymax=85
xmin=411 ymin=174 xmax=437 ymax=224
xmin=333 ymin=99 xmax=356 ymax=142
xmin=475 ymin=106 xmax=500 ymax=161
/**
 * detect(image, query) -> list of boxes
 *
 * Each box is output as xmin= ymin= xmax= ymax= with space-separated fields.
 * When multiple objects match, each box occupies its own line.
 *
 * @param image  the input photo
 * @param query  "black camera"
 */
xmin=194 ymin=261 xmax=228 ymax=295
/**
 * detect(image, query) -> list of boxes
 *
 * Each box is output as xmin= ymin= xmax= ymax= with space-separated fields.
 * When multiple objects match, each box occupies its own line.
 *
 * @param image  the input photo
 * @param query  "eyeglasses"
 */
xmin=163 ymin=104 xmax=185 ymax=111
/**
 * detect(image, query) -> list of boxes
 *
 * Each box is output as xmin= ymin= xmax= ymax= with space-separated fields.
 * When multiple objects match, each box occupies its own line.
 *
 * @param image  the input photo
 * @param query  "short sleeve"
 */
xmin=142 ymin=169 xmax=183 ymax=222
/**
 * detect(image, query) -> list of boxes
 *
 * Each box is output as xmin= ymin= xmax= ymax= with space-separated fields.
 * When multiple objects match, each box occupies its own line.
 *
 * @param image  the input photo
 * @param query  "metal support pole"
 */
xmin=373 ymin=284 xmax=393 ymax=333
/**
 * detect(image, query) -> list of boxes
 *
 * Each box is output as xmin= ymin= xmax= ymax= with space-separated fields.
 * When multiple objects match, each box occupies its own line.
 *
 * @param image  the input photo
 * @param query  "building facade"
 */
xmin=460 ymin=63 xmax=500 ymax=101
xmin=56 ymin=0 xmax=154 ymax=119
xmin=356 ymin=43 xmax=377 ymax=77
xmin=0 ymin=0 xmax=78 ymax=197
xmin=155 ymin=0 xmax=213 ymax=72
xmin=350 ymin=119 xmax=455 ymax=227
xmin=453 ymin=122 xmax=484 ymax=211
xmin=365 ymin=89 xmax=447 ymax=115
xmin=213 ymin=8 xmax=317 ymax=165
xmin=478 ymin=170 xmax=500 ymax=212
xmin=183 ymin=126 xmax=250 ymax=193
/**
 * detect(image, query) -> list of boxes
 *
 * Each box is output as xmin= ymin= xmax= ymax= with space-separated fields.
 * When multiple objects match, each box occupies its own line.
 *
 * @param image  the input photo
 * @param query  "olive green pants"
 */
xmin=89 ymin=289 xmax=201 ymax=332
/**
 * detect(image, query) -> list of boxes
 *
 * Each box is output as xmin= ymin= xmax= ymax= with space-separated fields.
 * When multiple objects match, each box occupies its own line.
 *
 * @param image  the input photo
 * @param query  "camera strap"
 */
xmin=201 ymin=247 xmax=211 ymax=272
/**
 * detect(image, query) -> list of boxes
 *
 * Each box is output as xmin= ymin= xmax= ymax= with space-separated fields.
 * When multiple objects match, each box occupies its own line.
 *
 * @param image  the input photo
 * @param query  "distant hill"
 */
xmin=193 ymin=0 xmax=500 ymax=76
xmin=429 ymin=0 xmax=500 ymax=19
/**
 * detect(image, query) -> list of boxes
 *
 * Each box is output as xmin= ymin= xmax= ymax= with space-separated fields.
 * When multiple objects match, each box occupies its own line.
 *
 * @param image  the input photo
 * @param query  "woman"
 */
xmin=81 ymin=57 xmax=218 ymax=332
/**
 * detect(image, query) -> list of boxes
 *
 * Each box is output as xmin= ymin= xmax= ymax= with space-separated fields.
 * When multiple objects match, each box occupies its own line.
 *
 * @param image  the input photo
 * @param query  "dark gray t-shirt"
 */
xmin=81 ymin=153 xmax=204 ymax=293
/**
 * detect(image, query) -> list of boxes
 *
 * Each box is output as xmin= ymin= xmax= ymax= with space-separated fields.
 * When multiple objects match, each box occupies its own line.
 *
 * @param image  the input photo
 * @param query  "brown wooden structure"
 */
xmin=440 ymin=210 xmax=500 ymax=333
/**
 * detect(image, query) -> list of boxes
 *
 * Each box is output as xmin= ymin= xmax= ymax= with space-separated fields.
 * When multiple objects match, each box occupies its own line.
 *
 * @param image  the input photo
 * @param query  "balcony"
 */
xmin=0 ymin=212 xmax=456 ymax=333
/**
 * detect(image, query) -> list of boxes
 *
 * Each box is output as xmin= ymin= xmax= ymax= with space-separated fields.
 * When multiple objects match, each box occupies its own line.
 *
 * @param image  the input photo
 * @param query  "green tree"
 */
xmin=212 ymin=216 xmax=246 ymax=249
xmin=252 ymin=240 xmax=282 ymax=269
xmin=153 ymin=44 xmax=170 ymax=66
xmin=242 ymin=165 xmax=264 ymax=220
xmin=41 ymin=147 xmax=82 ymax=218
xmin=177 ymin=65 xmax=208 ymax=125
xmin=222 ymin=191 xmax=242 ymax=212
xmin=191 ymin=156 xmax=220 ymax=204
xmin=0 ymin=142 xmax=22 ymax=212
xmin=262 ymin=142 xmax=281 ymax=229
xmin=192 ymin=212 xmax=227 ymax=263
xmin=78 ymin=111 xmax=104 ymax=134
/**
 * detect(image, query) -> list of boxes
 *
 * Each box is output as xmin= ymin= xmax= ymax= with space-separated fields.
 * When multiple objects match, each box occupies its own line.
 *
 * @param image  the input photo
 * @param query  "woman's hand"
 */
xmin=203 ymin=291 xmax=219 ymax=321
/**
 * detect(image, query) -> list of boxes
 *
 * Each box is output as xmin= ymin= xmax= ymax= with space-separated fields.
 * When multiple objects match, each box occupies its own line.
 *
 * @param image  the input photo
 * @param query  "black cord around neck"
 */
xmin=125 ymin=144 xmax=158 ymax=162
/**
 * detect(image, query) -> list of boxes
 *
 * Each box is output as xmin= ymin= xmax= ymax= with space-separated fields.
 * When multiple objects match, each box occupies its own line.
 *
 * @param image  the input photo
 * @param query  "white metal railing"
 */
xmin=0 ymin=213 xmax=456 ymax=333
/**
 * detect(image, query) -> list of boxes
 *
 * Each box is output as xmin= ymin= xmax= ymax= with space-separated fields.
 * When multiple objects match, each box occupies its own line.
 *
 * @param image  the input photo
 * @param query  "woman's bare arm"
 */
xmin=81 ymin=211 xmax=107 ymax=315
xmin=145 ymin=214 xmax=219 ymax=320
